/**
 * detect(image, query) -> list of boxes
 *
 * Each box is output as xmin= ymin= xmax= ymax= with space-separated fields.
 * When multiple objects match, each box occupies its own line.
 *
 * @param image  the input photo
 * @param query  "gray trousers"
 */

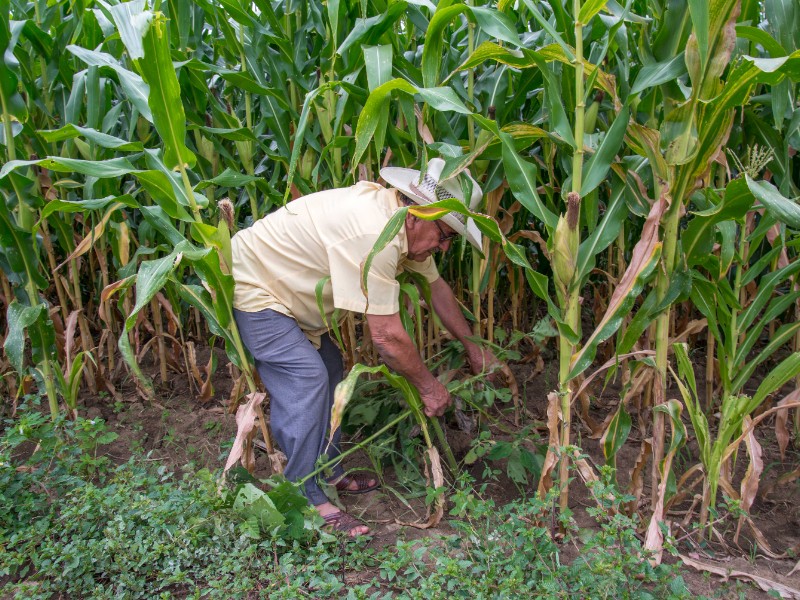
xmin=233 ymin=308 xmax=344 ymax=505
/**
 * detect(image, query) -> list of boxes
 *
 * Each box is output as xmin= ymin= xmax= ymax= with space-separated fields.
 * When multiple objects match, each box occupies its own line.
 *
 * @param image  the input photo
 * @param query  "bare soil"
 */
xmin=83 ymin=346 xmax=800 ymax=598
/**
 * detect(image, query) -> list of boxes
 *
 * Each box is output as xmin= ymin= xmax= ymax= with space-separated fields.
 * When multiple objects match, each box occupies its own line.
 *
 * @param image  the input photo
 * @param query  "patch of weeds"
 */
xmin=366 ymin=472 xmax=693 ymax=599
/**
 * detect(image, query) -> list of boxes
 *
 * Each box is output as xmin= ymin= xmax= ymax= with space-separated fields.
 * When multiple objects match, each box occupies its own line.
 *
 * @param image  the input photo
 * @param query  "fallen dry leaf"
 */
xmin=679 ymin=555 xmax=800 ymax=599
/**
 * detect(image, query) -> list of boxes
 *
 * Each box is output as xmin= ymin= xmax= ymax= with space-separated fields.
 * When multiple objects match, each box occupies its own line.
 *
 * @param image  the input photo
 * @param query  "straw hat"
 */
xmin=380 ymin=158 xmax=483 ymax=250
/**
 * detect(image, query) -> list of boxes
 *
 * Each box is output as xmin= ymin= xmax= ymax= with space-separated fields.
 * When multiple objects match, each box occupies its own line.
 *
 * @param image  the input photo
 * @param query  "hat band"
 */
xmin=409 ymin=174 xmax=466 ymax=226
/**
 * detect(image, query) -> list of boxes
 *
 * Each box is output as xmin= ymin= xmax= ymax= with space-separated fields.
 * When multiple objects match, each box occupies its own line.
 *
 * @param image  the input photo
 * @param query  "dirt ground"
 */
xmin=82 ymin=346 xmax=800 ymax=599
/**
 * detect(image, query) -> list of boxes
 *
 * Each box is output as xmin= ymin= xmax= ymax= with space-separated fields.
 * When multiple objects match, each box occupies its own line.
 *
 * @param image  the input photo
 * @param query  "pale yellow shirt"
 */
xmin=231 ymin=181 xmax=440 ymax=345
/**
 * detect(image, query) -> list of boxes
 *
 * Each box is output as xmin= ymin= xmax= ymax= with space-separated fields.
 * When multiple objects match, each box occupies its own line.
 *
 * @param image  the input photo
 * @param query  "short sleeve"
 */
xmin=400 ymin=256 xmax=440 ymax=284
xmin=327 ymin=236 xmax=402 ymax=315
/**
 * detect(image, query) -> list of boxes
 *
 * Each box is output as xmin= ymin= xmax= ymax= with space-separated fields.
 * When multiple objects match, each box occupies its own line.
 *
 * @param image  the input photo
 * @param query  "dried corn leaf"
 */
xmin=537 ymin=392 xmax=561 ymax=498
xmin=679 ymin=555 xmax=800 ymax=599
xmin=625 ymin=438 xmax=652 ymax=516
xmin=572 ymin=350 xmax=656 ymax=400
xmin=64 ymin=310 xmax=80 ymax=367
xmin=224 ymin=392 xmax=266 ymax=473
xmin=645 ymin=399 xmax=686 ymax=564
xmin=668 ymin=318 xmax=707 ymax=345
xmin=775 ymin=389 xmax=799 ymax=459
xmin=734 ymin=416 xmax=763 ymax=544
xmin=743 ymin=517 xmax=786 ymax=559
xmin=56 ymin=202 xmax=125 ymax=271
xmin=569 ymin=196 xmax=668 ymax=380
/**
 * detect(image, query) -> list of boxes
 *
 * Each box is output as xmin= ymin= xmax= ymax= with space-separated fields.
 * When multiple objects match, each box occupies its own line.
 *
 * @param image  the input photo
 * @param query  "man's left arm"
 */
xmin=428 ymin=276 xmax=501 ymax=376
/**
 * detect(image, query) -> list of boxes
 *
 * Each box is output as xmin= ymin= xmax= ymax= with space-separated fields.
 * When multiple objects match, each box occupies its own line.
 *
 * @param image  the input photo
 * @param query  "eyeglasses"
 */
xmin=434 ymin=220 xmax=458 ymax=244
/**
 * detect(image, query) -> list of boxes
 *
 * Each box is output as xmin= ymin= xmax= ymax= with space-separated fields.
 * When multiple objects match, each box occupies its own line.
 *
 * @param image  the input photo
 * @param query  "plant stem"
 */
xmin=557 ymin=0 xmax=586 ymax=516
xmin=299 ymin=409 xmax=413 ymax=485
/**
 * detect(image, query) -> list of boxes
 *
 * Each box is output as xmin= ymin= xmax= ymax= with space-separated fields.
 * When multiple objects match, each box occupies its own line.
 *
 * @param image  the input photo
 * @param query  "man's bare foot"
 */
xmin=315 ymin=502 xmax=370 ymax=537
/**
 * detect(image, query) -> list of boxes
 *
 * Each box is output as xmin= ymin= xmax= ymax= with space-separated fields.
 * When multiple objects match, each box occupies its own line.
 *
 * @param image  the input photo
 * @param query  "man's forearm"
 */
xmin=366 ymin=313 xmax=439 ymax=393
xmin=428 ymin=277 xmax=481 ymax=352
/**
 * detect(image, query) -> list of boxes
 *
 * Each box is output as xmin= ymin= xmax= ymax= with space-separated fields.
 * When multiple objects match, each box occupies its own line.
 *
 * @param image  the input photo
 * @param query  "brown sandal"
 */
xmin=328 ymin=473 xmax=380 ymax=495
xmin=322 ymin=511 xmax=370 ymax=536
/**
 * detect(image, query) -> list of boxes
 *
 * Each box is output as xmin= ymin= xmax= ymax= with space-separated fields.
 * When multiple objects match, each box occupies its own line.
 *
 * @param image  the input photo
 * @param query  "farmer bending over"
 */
xmin=231 ymin=158 xmax=500 ymax=537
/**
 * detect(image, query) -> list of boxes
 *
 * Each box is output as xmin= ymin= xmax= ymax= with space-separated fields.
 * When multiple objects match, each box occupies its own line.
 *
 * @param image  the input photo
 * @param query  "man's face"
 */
xmin=405 ymin=216 xmax=458 ymax=261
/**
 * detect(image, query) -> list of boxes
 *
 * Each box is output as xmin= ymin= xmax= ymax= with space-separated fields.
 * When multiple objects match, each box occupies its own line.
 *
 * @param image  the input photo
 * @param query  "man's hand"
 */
xmin=467 ymin=346 xmax=504 ymax=386
xmin=419 ymin=380 xmax=452 ymax=417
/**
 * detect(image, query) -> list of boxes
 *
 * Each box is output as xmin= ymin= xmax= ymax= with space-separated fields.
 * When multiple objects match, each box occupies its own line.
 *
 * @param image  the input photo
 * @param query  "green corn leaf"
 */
xmin=1 ymin=156 xmax=137 ymax=180
xmin=731 ymin=322 xmax=800 ymax=395
xmin=576 ymin=180 xmax=626 ymax=284
xmin=536 ymin=56 xmax=576 ymax=148
xmin=602 ymin=402 xmax=631 ymax=466
xmin=337 ymin=2 xmax=407 ymax=57
xmin=499 ymin=132 xmax=558 ymax=231
xmin=190 ymin=222 xmax=233 ymax=272
xmin=39 ymin=124 xmax=143 ymax=151
xmin=140 ymin=205 xmax=186 ymax=246
xmin=578 ymin=0 xmax=610 ymax=25
xmin=738 ymin=258 xmax=800 ymax=332
xmin=189 ymin=250 xmax=235 ymax=330
xmin=0 ymin=10 xmax=28 ymax=126
xmin=750 ymin=352 xmax=800 ymax=409
xmin=746 ymin=175 xmax=800 ymax=228
xmin=630 ymin=54 xmax=688 ymax=96
xmin=284 ymin=82 xmax=337 ymax=203
xmin=470 ymin=7 xmax=521 ymax=47
xmin=192 ymin=126 xmax=259 ymax=142
xmin=3 ymin=302 xmax=46 ymax=374
xmin=671 ymin=343 xmax=710 ymax=464
xmin=0 ymin=201 xmax=49 ymax=291
xmin=735 ymin=291 xmax=800 ymax=365
xmin=416 ymin=87 xmax=472 ymax=114
xmin=735 ymin=25 xmax=786 ymax=59
xmin=682 ymin=178 xmax=755 ymax=265
xmin=66 ymin=45 xmax=153 ymax=121
xmin=135 ymin=170 xmax=195 ymax=222
xmin=422 ymin=4 xmax=469 ymax=88
xmin=139 ymin=13 xmax=196 ymax=170
xmin=175 ymin=283 xmax=229 ymax=339
xmin=360 ymin=207 xmax=408 ymax=310
xmin=327 ymin=0 xmax=341 ymax=45
xmin=364 ymin=44 xmax=393 ymax=155
xmin=580 ymin=106 xmax=630 ymax=197
xmin=352 ymin=78 xmax=416 ymax=170
xmin=105 ymin=0 xmax=152 ymax=60
xmin=39 ymin=195 xmax=139 ymax=220
xmin=143 ymin=149 xmax=208 ymax=210
xmin=518 ymin=0 xmax=574 ymax=61
xmin=654 ymin=399 xmax=687 ymax=457
xmin=195 ymin=169 xmax=260 ymax=189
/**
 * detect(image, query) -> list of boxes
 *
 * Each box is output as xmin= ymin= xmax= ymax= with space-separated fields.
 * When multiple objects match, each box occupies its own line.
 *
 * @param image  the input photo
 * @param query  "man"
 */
xmin=231 ymin=158 xmax=499 ymax=536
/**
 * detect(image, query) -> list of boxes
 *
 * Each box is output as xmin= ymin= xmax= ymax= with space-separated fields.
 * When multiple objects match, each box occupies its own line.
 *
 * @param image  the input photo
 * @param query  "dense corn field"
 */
xmin=1 ymin=0 xmax=800 ymax=588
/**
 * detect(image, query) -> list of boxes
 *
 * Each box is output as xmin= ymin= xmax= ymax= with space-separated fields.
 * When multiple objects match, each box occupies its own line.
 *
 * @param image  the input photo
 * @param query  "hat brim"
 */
xmin=381 ymin=166 xmax=483 ymax=251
